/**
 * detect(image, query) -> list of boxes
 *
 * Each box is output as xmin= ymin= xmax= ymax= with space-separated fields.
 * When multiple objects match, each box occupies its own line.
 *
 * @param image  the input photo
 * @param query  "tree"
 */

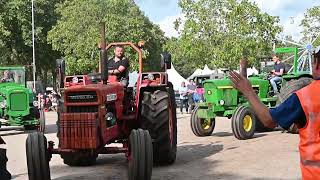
xmin=301 ymin=6 xmax=320 ymax=46
xmin=0 ymin=0 xmax=62 ymax=86
xmin=48 ymin=0 xmax=166 ymax=75
xmin=164 ymin=0 xmax=281 ymax=77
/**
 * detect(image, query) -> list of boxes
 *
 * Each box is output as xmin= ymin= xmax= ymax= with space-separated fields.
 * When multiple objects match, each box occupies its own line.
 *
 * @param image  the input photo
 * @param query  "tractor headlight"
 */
xmin=147 ymin=74 xmax=154 ymax=81
xmin=33 ymin=101 xmax=39 ymax=107
xmin=219 ymin=100 xmax=225 ymax=106
xmin=0 ymin=100 xmax=7 ymax=108
xmin=207 ymin=90 xmax=212 ymax=95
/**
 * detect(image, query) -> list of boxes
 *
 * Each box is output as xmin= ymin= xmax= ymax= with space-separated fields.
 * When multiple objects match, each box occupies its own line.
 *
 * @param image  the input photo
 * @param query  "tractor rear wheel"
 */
xmin=190 ymin=106 xmax=215 ymax=136
xmin=26 ymin=132 xmax=51 ymax=180
xmin=0 ymin=148 xmax=11 ymax=180
xmin=278 ymin=77 xmax=312 ymax=134
xmin=61 ymin=152 xmax=97 ymax=166
xmin=231 ymin=106 xmax=256 ymax=140
xmin=141 ymin=89 xmax=177 ymax=165
xmin=128 ymin=129 xmax=153 ymax=180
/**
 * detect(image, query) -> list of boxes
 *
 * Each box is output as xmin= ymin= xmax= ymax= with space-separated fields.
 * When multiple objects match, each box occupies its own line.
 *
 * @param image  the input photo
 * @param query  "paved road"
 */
xmin=2 ymin=112 xmax=300 ymax=180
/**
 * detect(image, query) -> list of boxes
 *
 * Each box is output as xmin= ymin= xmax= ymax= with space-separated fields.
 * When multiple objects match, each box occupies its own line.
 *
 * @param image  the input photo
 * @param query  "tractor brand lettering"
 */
xmin=68 ymin=95 xmax=95 ymax=100
xmin=106 ymin=94 xmax=117 ymax=102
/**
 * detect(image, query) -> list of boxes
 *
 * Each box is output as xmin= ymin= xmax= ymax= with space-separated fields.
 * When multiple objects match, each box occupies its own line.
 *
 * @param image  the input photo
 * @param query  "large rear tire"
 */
xmin=141 ymin=89 xmax=177 ymax=165
xmin=128 ymin=129 xmax=153 ymax=180
xmin=278 ymin=77 xmax=312 ymax=134
xmin=26 ymin=132 xmax=51 ymax=180
xmin=0 ymin=148 xmax=11 ymax=180
xmin=190 ymin=106 xmax=215 ymax=136
xmin=231 ymin=106 xmax=256 ymax=140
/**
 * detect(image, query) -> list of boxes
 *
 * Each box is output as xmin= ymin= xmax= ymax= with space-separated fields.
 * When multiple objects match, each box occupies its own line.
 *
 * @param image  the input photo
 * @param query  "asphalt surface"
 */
xmin=2 ymin=112 xmax=301 ymax=180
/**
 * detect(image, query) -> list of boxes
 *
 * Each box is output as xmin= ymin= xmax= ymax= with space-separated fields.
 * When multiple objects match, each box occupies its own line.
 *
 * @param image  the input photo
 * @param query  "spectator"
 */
xmin=1 ymin=70 xmax=13 ymax=83
xmin=187 ymin=79 xmax=197 ymax=113
xmin=179 ymin=82 xmax=188 ymax=114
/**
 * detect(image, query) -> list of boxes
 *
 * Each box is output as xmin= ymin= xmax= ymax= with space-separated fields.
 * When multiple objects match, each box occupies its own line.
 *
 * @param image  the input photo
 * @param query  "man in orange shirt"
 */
xmin=229 ymin=47 xmax=320 ymax=180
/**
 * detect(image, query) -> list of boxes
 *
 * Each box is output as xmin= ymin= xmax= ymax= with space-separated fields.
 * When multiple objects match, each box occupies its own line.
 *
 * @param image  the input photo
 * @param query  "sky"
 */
xmin=135 ymin=0 xmax=320 ymax=41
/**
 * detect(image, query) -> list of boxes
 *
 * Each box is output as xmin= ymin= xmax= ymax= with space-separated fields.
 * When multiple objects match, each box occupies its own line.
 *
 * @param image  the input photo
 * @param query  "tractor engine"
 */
xmin=59 ymin=84 xmax=124 ymax=150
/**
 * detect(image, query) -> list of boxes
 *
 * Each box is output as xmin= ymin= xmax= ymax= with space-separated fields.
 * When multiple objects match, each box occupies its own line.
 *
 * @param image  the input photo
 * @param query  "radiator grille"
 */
xmin=59 ymin=113 xmax=99 ymax=149
xmin=10 ymin=93 xmax=28 ymax=111
xmin=67 ymin=106 xmax=98 ymax=113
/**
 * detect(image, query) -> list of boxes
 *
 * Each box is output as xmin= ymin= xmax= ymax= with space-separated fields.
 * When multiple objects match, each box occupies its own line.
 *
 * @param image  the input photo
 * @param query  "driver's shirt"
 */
xmin=274 ymin=62 xmax=286 ymax=76
xmin=107 ymin=57 xmax=129 ymax=80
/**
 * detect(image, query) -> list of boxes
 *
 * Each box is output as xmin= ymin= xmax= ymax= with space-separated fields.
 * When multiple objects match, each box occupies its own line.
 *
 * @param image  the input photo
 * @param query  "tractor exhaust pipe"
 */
xmin=99 ymin=22 xmax=107 ymax=82
xmin=240 ymin=59 xmax=248 ymax=78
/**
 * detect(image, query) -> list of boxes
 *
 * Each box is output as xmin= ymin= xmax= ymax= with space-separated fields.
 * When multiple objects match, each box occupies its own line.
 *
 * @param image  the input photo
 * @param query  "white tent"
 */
xmin=247 ymin=67 xmax=259 ymax=77
xmin=128 ymin=71 xmax=139 ymax=87
xmin=187 ymin=68 xmax=202 ymax=80
xmin=202 ymin=64 xmax=214 ymax=75
xmin=167 ymin=63 xmax=188 ymax=90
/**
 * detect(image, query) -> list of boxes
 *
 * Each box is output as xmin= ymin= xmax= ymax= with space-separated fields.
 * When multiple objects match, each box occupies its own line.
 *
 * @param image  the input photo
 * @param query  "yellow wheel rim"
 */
xmin=243 ymin=115 xmax=253 ymax=132
xmin=201 ymin=119 xmax=211 ymax=130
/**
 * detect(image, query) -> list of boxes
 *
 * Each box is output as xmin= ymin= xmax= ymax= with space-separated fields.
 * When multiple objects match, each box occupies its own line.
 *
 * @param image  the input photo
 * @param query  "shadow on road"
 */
xmin=45 ymin=124 xmax=58 ymax=134
xmin=211 ymin=131 xmax=234 ymax=137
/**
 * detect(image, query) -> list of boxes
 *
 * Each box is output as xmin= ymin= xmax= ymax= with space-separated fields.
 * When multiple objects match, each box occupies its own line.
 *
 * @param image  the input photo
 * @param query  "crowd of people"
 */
xmin=178 ymin=79 xmax=204 ymax=114
xmin=37 ymin=90 xmax=58 ymax=112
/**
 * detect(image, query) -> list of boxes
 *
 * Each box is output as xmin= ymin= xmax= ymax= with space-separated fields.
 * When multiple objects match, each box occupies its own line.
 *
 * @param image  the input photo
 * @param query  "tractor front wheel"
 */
xmin=231 ymin=106 xmax=256 ymax=140
xmin=26 ymin=132 xmax=51 ymax=180
xmin=128 ymin=129 xmax=153 ymax=180
xmin=190 ymin=106 xmax=215 ymax=136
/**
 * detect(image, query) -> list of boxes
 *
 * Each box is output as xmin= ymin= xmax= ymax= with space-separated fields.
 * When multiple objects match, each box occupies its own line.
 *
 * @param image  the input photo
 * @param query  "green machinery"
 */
xmin=0 ymin=67 xmax=45 ymax=131
xmin=191 ymin=47 xmax=313 ymax=139
xmin=191 ymin=75 xmax=277 ymax=140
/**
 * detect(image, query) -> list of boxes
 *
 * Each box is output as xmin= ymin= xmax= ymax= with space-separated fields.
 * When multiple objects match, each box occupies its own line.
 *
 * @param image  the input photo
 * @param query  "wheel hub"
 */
xmin=243 ymin=115 xmax=252 ymax=132
xmin=201 ymin=119 xmax=211 ymax=130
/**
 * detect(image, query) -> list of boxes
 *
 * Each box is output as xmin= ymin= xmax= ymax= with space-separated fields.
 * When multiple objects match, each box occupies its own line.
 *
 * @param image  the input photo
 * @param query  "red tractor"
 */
xmin=25 ymin=25 xmax=177 ymax=180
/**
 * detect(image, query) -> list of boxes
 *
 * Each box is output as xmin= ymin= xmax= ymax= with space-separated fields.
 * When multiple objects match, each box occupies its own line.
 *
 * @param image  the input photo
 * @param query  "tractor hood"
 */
xmin=63 ymin=83 xmax=124 ymax=106
xmin=0 ymin=83 xmax=33 ymax=117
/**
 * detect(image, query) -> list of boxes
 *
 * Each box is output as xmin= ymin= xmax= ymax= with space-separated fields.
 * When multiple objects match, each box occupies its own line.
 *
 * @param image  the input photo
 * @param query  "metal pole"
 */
xmin=32 ymin=0 xmax=36 ymax=91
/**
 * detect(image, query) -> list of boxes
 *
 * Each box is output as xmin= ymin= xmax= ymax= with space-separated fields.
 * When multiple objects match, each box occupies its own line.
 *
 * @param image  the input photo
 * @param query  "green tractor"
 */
xmin=191 ymin=47 xmax=313 ymax=139
xmin=0 ymin=67 xmax=45 ymax=132
xmin=190 ymin=75 xmax=278 ymax=139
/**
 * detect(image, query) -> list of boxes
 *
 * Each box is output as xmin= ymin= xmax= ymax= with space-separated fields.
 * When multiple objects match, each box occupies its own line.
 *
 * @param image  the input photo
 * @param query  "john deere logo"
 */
xmin=68 ymin=95 xmax=95 ymax=100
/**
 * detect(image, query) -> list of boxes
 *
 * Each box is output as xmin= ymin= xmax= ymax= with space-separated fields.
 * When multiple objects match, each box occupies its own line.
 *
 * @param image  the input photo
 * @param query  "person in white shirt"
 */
xmin=179 ymin=82 xmax=188 ymax=113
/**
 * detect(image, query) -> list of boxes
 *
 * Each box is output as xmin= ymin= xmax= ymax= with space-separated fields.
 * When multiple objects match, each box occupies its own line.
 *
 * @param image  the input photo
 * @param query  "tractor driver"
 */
xmin=270 ymin=55 xmax=285 ymax=94
xmin=107 ymin=45 xmax=129 ymax=86
xmin=1 ymin=70 xmax=13 ymax=83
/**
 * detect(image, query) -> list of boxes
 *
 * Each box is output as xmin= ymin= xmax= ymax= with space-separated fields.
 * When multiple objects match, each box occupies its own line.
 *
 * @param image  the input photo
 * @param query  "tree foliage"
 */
xmin=301 ymin=6 xmax=320 ymax=46
xmin=164 ymin=0 xmax=281 ymax=77
xmin=0 ymin=0 xmax=62 ymax=85
xmin=48 ymin=0 xmax=166 ymax=75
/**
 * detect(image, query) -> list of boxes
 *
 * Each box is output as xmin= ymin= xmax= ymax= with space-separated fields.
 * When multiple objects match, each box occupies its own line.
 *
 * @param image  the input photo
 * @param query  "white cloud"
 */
xmin=157 ymin=14 xmax=184 ymax=38
xmin=281 ymin=13 xmax=304 ymax=42
xmin=252 ymin=0 xmax=296 ymax=13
